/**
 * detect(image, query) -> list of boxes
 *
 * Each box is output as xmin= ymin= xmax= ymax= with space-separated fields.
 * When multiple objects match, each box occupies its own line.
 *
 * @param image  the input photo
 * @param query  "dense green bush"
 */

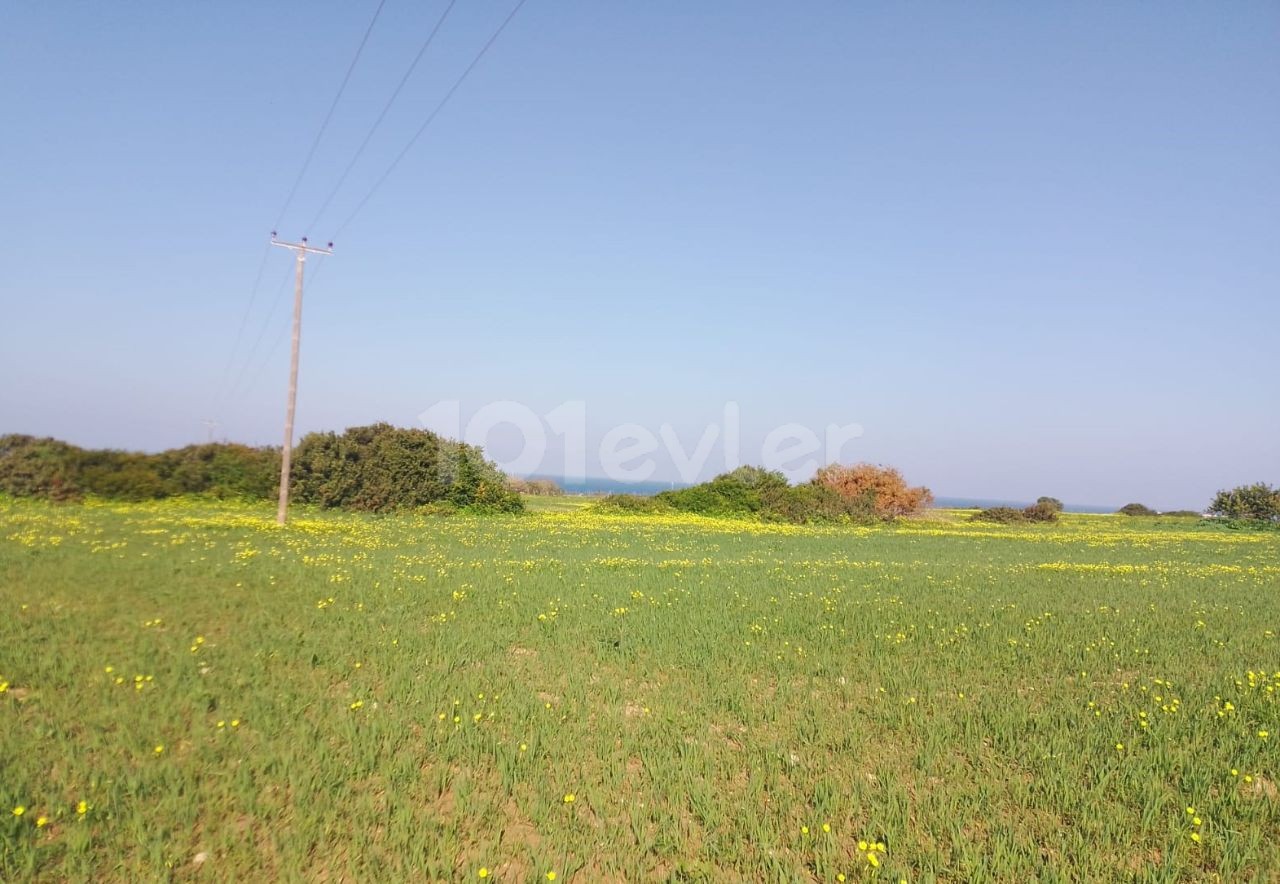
xmin=1 ymin=427 xmax=519 ymax=514
xmin=0 ymin=435 xmax=278 ymax=503
xmin=971 ymin=501 xmax=1060 ymax=524
xmin=594 ymin=494 xmax=671 ymax=514
xmin=0 ymin=435 xmax=87 ymax=501
xmin=653 ymin=466 xmax=789 ymax=517
xmin=1117 ymin=503 xmax=1157 ymax=516
xmin=759 ymin=482 xmax=874 ymax=524
xmin=1208 ymin=483 xmax=1279 ymax=523
xmin=602 ymin=465 xmax=886 ymax=524
xmin=1036 ymin=496 xmax=1064 ymax=513
xmin=290 ymin=423 xmax=521 ymax=514
xmin=156 ymin=444 xmax=280 ymax=499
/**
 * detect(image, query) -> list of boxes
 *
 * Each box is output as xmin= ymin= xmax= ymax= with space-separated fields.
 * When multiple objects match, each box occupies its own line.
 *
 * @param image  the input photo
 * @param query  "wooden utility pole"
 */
xmin=269 ymin=232 xmax=333 ymax=525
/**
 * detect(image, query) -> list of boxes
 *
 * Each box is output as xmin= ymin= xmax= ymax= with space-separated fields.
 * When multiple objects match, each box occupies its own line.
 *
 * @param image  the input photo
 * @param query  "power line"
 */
xmin=213 ymin=1 xmax=384 ymax=422
xmin=213 ymin=0 xmax=528 ymax=439
xmin=274 ymin=0 xmax=389 ymax=231
xmin=306 ymin=0 xmax=460 ymax=233
xmin=331 ymin=0 xmax=529 ymax=238
xmin=233 ymin=259 xmax=331 ymax=403
xmin=212 ymin=240 xmax=272 ymax=413
xmin=223 ymin=261 xmax=295 ymax=406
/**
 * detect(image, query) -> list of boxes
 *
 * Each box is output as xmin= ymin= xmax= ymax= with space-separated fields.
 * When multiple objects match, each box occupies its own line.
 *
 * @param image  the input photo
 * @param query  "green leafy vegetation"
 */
xmin=0 ymin=434 xmax=278 ymax=503
xmin=1119 ymin=503 xmax=1159 ymax=517
xmin=600 ymin=463 xmax=932 ymax=525
xmin=0 ymin=426 xmax=520 ymax=514
xmin=291 ymin=423 xmax=521 ymax=513
xmin=1209 ymin=483 xmax=1280 ymax=525
xmin=972 ymin=500 xmax=1060 ymax=524
xmin=1036 ymin=496 xmax=1064 ymax=513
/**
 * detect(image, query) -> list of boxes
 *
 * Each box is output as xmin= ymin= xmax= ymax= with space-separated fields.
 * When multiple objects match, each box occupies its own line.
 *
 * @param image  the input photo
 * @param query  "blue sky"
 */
xmin=1 ymin=1 xmax=1276 ymax=509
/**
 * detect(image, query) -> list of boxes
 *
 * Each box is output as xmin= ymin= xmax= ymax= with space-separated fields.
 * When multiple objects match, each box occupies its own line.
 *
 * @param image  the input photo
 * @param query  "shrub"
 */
xmin=654 ymin=466 xmax=790 ymax=517
xmin=0 ymin=435 xmax=85 ymax=501
xmin=603 ymin=464 xmax=921 ymax=524
xmin=971 ymin=502 xmax=1059 ymax=524
xmin=1022 ymin=501 xmax=1060 ymax=523
xmin=593 ymin=494 xmax=670 ymax=514
xmin=155 ymin=444 xmax=280 ymax=499
xmin=812 ymin=463 xmax=933 ymax=518
xmin=1036 ymin=496 xmax=1064 ymax=513
xmin=291 ymin=423 xmax=522 ymax=513
xmin=79 ymin=453 xmax=170 ymax=501
xmin=0 ymin=428 xmax=521 ymax=514
xmin=1117 ymin=503 xmax=1157 ymax=517
xmin=0 ymin=435 xmax=279 ymax=503
xmin=760 ymin=483 xmax=873 ymax=524
xmin=1158 ymin=510 xmax=1201 ymax=518
xmin=972 ymin=506 xmax=1027 ymax=524
xmin=1208 ymin=483 xmax=1280 ymax=522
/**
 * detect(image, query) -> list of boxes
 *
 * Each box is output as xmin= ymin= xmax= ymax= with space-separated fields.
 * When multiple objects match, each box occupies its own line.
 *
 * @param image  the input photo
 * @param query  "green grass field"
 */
xmin=518 ymin=495 xmax=597 ymax=514
xmin=1 ymin=498 xmax=1277 ymax=882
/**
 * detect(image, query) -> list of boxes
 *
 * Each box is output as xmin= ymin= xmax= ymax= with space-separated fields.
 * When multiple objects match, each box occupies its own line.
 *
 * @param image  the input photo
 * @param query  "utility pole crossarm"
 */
xmin=270 ymin=232 xmax=334 ymax=257
xmin=269 ymin=231 xmax=334 ymax=526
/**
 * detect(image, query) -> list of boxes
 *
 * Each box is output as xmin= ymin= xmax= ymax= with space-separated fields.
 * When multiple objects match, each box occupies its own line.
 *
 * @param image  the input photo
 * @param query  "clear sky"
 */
xmin=2 ymin=1 xmax=1277 ymax=510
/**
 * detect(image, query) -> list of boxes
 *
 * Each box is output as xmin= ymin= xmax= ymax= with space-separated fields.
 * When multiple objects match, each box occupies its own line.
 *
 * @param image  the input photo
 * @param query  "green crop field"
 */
xmin=1 ymin=498 xmax=1277 ymax=882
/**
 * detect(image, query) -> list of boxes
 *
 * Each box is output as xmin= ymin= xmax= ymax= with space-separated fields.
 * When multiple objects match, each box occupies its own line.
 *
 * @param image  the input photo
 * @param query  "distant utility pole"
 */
xmin=269 ymin=232 xmax=333 ymax=525
xmin=201 ymin=419 xmax=219 ymax=443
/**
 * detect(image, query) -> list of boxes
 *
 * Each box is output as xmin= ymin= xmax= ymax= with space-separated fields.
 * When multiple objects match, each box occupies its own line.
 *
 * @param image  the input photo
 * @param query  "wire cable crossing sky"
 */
xmin=0 ymin=1 xmax=1276 ymax=511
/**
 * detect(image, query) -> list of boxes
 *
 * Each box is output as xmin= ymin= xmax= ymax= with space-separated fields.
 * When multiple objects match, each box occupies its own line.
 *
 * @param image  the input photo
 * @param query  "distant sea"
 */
xmin=525 ymin=475 xmax=683 ymax=497
xmin=932 ymin=496 xmax=1116 ymax=514
xmin=522 ymin=475 xmax=1118 ymax=514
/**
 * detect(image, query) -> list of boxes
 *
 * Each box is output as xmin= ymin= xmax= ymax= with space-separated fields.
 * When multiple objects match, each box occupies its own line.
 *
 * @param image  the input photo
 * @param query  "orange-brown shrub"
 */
xmin=812 ymin=463 xmax=934 ymax=518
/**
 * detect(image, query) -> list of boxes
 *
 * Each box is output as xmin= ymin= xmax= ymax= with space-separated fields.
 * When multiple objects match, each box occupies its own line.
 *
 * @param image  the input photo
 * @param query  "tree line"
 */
xmin=0 ymin=424 xmax=521 ymax=513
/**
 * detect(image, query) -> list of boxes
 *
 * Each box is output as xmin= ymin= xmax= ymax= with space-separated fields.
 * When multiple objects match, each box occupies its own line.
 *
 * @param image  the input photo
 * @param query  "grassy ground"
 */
xmin=1 ymin=498 xmax=1277 ymax=882
xmin=519 ymin=495 xmax=597 ymax=514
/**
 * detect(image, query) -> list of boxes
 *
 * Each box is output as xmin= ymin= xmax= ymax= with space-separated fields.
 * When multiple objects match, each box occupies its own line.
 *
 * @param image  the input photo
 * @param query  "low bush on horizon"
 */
xmin=613 ymin=463 xmax=934 ymax=525
xmin=1037 ymin=496 xmax=1064 ymax=513
xmin=1209 ymin=482 xmax=1280 ymax=526
xmin=812 ymin=463 xmax=934 ymax=518
xmin=0 ymin=434 xmax=279 ymax=503
xmin=594 ymin=493 xmax=672 ymax=514
xmin=971 ymin=506 xmax=1027 ymax=524
xmin=1119 ymin=503 xmax=1159 ymax=517
xmin=972 ymin=499 xmax=1061 ymax=524
xmin=0 ymin=426 xmax=522 ymax=514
